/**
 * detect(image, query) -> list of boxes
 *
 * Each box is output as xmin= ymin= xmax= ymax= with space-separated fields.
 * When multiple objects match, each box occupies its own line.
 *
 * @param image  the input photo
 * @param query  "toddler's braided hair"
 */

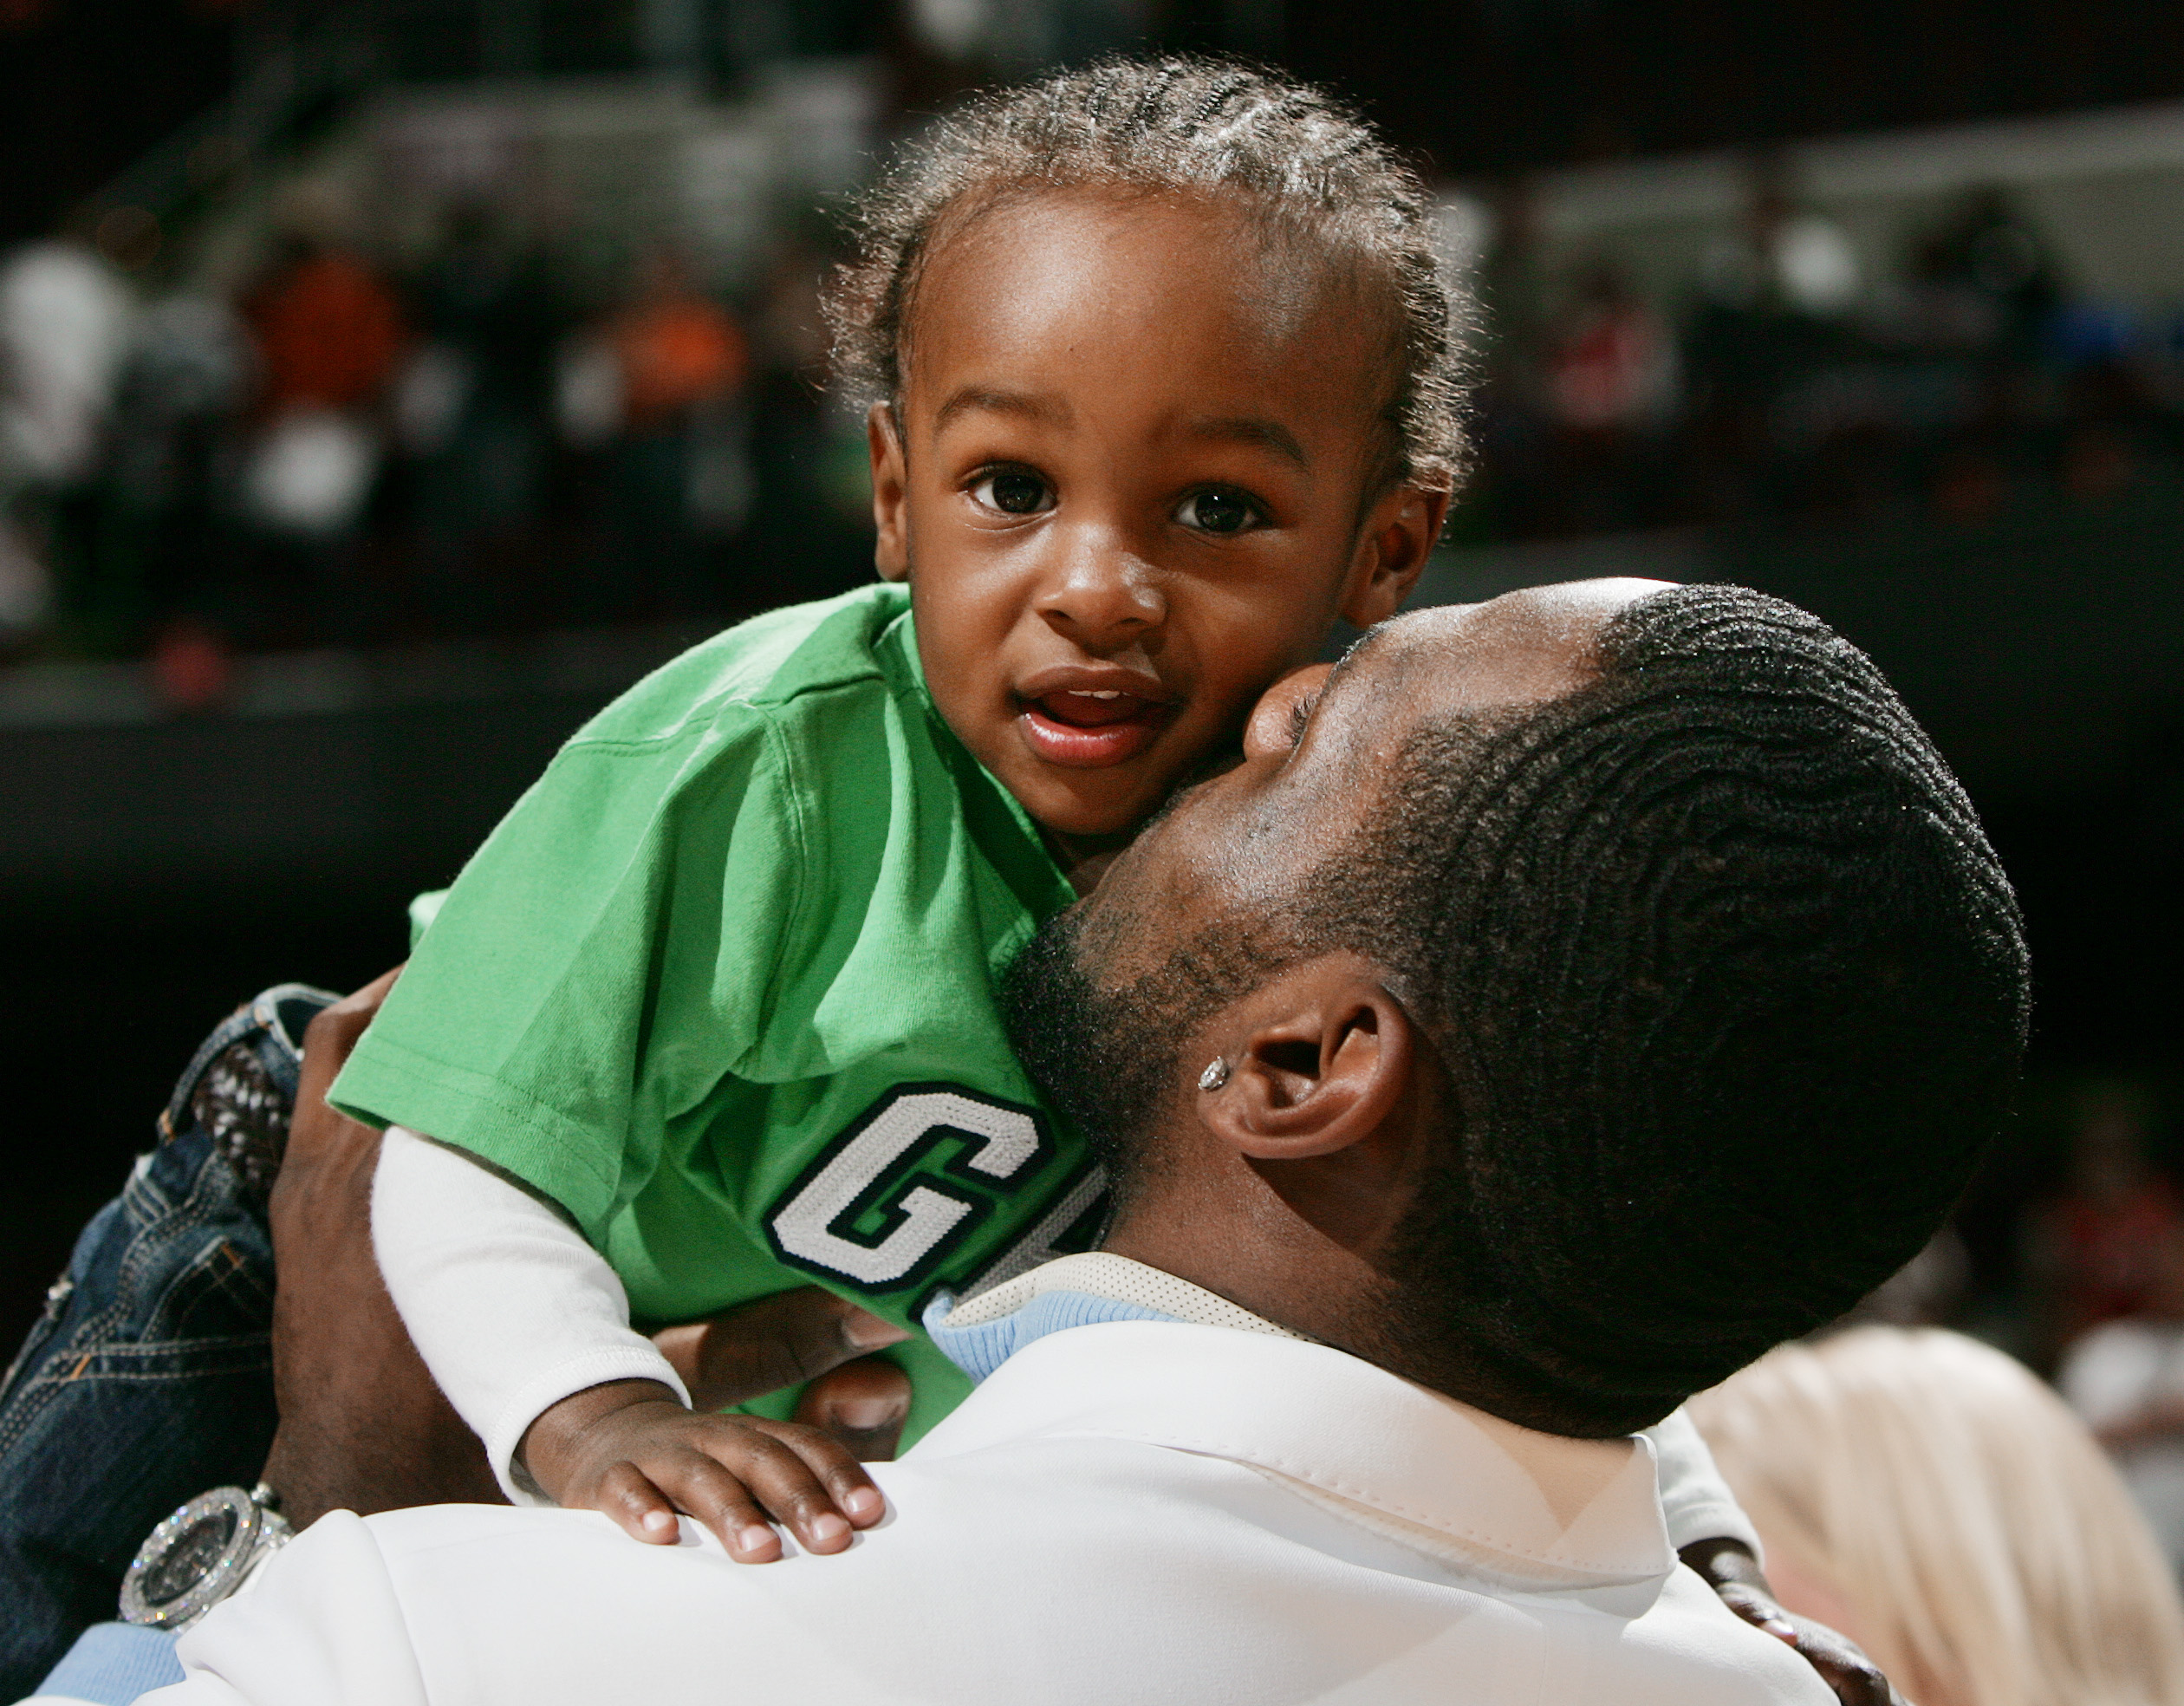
xmin=823 ymin=55 xmax=1474 ymax=492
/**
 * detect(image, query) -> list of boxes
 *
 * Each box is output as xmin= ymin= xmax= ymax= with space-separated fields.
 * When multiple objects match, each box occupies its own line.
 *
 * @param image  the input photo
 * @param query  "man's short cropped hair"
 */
xmin=1316 ymin=585 xmax=2030 ymax=1435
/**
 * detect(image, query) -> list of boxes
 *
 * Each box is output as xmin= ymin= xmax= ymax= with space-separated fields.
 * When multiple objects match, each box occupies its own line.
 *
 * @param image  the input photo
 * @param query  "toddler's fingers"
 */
xmin=770 ymin=1409 xmax=892 ymax=1525
xmin=695 ymin=1423 xmax=864 ymax=1554
xmin=594 ymin=1458 xmax=686 ymax=1546
xmin=738 ymin=1417 xmax=887 ymax=1533
xmin=650 ymin=1447 xmax=789 ymax=1563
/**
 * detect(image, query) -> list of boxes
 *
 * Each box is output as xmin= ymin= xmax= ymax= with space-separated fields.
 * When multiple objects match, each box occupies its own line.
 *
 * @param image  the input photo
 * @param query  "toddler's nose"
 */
xmin=1037 ymin=540 xmax=1164 ymax=643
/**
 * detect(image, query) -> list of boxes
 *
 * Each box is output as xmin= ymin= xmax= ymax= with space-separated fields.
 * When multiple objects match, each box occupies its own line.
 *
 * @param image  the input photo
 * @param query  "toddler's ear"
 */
xmin=870 ymin=403 xmax=911 ymax=582
xmin=1341 ymin=484 xmax=1451 ymax=628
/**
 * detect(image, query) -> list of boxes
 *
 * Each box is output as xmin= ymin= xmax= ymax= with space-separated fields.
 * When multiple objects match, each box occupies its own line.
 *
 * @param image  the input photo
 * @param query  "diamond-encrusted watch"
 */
xmin=119 ymin=1481 xmax=293 ymax=1632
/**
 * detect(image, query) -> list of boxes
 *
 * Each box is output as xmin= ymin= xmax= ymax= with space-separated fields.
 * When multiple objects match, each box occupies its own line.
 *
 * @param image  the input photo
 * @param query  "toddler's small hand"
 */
xmin=520 ymin=1379 xmax=889 ymax=1561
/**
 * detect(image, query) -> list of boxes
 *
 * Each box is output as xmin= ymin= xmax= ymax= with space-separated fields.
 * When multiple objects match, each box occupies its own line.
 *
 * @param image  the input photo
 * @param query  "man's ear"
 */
xmin=1196 ymin=967 xmax=1425 ymax=1257
xmin=870 ymin=401 xmax=910 ymax=583
xmin=1339 ymin=483 xmax=1452 ymax=629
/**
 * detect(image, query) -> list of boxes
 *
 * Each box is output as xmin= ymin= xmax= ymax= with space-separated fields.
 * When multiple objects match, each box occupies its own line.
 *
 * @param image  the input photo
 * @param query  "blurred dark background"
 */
xmin=3 ymin=0 xmax=2181 ymax=1432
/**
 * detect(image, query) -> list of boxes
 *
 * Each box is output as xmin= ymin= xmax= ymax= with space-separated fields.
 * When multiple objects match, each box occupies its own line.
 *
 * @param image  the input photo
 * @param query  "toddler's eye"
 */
xmin=973 ymin=472 xmax=1053 ymax=516
xmin=1176 ymin=489 xmax=1262 ymax=535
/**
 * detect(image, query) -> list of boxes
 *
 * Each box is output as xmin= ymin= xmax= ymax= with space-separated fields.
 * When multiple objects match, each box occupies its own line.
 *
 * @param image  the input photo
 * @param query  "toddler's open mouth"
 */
xmin=1017 ymin=688 xmax=1174 ymax=768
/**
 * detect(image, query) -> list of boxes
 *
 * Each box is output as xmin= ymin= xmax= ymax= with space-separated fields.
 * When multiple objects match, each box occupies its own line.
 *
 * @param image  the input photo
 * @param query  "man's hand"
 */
xmin=1680 ymin=1539 xmax=1906 ymax=1706
xmin=519 ymin=1369 xmax=902 ymax=1562
xmin=789 ymin=1352 xmax=914 ymax=1463
xmin=656 ymin=1286 xmax=915 ymax=1462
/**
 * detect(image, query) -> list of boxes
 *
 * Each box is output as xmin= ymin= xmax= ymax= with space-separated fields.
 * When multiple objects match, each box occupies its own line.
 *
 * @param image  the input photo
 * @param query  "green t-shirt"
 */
xmin=330 ymin=583 xmax=1107 ymax=1443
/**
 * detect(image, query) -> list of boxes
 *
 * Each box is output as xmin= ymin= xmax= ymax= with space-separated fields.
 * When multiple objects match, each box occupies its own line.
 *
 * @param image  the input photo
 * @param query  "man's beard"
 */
xmin=1000 ymin=908 xmax=1181 ymax=1198
xmin=1000 ymin=901 xmax=1294 ymax=1208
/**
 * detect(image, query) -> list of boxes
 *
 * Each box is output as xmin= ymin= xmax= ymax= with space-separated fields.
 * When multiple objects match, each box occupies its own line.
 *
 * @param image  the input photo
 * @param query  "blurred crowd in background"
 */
xmin=8 ymin=0 xmax=2184 ymax=676
xmin=0 ymin=75 xmax=885 ymax=693
xmin=1 ymin=147 xmax=2175 ymax=656
xmin=14 ymin=87 xmax=2184 ymax=701
xmin=1469 ymin=174 xmax=2183 ymax=544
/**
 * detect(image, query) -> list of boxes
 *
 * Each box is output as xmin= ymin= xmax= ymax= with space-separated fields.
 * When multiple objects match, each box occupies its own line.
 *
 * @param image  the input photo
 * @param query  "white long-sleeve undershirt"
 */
xmin=370 ymin=1126 xmax=688 ymax=1505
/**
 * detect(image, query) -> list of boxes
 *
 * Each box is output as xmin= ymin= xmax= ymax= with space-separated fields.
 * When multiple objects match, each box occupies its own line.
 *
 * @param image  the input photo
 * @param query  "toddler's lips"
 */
xmin=1017 ymin=689 xmax=1173 ymax=768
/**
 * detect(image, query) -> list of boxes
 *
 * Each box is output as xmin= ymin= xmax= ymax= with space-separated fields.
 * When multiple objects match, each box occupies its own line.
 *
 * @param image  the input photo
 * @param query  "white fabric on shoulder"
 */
xmin=951 ymin=1250 xmax=1757 ymax=1559
xmin=370 ymin=1125 xmax=689 ymax=1503
xmin=1646 ymin=1405 xmax=1761 ymax=1559
xmin=147 ymin=1323 xmax=1828 ymax=1706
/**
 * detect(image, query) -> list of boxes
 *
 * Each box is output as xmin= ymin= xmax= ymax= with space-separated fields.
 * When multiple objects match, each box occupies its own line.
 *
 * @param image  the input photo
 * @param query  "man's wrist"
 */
xmin=1679 ymin=1536 xmax=1769 ymax=1592
xmin=1681 ymin=1538 xmax=1804 ymax=1649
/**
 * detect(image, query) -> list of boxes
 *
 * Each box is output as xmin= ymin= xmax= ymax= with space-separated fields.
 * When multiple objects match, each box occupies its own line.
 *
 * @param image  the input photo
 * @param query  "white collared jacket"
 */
xmin=150 ymin=1319 xmax=1826 ymax=1706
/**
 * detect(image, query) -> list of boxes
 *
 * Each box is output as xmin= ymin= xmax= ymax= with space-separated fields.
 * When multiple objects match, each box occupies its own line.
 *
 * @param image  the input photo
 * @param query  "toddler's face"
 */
xmin=873 ymin=189 xmax=1446 ymax=850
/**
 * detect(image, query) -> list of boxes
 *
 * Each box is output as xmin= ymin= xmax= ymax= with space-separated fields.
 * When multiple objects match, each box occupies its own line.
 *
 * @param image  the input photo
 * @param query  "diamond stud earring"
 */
xmin=1198 ymin=1057 xmax=1230 ymax=1092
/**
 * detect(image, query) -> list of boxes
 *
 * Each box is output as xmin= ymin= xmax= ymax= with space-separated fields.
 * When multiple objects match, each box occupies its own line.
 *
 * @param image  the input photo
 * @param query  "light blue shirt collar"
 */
xmin=925 ymin=1288 xmax=1181 ymax=1383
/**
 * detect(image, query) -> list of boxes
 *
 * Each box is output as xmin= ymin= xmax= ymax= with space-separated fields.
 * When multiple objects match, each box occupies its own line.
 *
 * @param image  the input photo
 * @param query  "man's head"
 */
xmin=1004 ymin=580 xmax=2030 ymax=1436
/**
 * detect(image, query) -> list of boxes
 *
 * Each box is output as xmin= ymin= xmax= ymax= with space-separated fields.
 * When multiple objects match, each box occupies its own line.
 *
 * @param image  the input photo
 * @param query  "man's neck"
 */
xmin=1102 ymin=1195 xmax=1565 ymax=1436
xmin=1098 ymin=1210 xmax=1395 ymax=1367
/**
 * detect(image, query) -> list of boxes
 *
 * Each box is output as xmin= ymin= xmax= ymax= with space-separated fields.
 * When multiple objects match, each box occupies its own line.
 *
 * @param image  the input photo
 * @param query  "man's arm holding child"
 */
xmin=263 ymin=974 xmax=504 ymax=1524
xmin=1681 ymin=1539 xmax=1903 ymax=1706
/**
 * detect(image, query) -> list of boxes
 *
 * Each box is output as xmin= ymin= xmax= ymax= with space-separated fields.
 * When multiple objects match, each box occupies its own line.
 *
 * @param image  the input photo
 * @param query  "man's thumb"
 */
xmin=795 ymin=1355 xmax=913 ymax=1462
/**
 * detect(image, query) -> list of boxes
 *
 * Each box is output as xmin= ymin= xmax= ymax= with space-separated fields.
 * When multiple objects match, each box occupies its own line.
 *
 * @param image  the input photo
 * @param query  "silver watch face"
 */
xmin=120 ymin=1486 xmax=279 ymax=1629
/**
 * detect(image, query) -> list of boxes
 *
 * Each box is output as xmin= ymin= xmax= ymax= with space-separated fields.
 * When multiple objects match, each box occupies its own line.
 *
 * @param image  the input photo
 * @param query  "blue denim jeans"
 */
xmin=0 ymin=986 xmax=332 ymax=1701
